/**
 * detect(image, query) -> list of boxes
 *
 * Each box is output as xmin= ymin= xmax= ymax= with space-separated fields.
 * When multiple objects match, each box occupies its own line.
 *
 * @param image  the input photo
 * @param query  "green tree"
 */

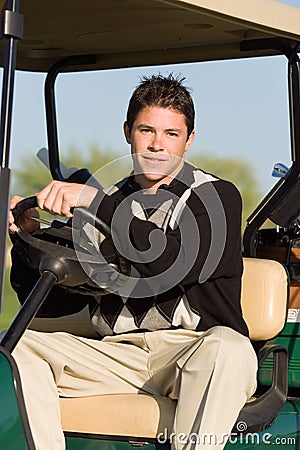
xmin=12 ymin=145 xmax=129 ymax=196
xmin=1 ymin=268 xmax=19 ymax=330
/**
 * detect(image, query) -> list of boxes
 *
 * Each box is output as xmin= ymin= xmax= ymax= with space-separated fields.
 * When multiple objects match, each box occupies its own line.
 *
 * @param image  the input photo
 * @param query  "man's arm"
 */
xmin=8 ymin=182 xmax=100 ymax=317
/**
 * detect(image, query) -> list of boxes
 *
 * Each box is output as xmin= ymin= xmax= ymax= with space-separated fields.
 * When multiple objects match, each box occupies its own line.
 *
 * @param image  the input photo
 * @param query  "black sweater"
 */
xmin=10 ymin=162 xmax=248 ymax=337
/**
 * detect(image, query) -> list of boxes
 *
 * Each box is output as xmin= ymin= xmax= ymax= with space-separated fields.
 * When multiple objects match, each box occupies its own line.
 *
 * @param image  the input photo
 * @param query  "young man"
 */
xmin=9 ymin=74 xmax=257 ymax=450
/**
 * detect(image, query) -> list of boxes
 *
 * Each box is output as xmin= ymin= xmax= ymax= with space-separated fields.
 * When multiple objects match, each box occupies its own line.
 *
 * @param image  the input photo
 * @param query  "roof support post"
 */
xmin=288 ymin=54 xmax=300 ymax=163
xmin=44 ymin=55 xmax=96 ymax=181
xmin=0 ymin=0 xmax=23 ymax=313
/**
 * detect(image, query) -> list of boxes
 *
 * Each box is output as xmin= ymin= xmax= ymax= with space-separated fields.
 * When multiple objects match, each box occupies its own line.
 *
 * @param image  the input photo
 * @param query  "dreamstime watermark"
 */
xmin=157 ymin=422 xmax=296 ymax=446
xmin=72 ymin=155 xmax=227 ymax=298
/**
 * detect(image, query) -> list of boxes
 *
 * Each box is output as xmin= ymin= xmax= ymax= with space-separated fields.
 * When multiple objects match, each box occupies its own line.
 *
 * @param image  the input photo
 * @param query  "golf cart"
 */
xmin=0 ymin=0 xmax=300 ymax=448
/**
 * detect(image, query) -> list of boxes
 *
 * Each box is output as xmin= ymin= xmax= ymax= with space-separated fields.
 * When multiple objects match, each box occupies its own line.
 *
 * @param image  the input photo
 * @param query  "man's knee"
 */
xmin=208 ymin=327 xmax=257 ymax=395
xmin=203 ymin=326 xmax=254 ymax=354
xmin=207 ymin=326 xmax=256 ymax=362
xmin=184 ymin=326 xmax=257 ymax=382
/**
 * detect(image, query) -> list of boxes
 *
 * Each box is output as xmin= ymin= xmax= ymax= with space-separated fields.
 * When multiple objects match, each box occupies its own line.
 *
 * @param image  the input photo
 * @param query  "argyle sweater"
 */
xmin=10 ymin=162 xmax=249 ymax=337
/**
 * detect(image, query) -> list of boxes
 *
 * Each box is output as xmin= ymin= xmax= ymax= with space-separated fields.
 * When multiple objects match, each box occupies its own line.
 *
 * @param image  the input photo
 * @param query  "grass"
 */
xmin=0 ymin=268 xmax=19 ymax=331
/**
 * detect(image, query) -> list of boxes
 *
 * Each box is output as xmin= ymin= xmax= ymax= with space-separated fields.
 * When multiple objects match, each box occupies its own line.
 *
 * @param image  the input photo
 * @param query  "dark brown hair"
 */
xmin=126 ymin=74 xmax=195 ymax=138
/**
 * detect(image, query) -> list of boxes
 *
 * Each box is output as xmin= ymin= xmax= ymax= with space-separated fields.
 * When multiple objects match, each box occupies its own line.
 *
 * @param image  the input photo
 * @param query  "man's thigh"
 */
xmin=13 ymin=329 xmax=153 ymax=397
xmin=141 ymin=327 xmax=257 ymax=397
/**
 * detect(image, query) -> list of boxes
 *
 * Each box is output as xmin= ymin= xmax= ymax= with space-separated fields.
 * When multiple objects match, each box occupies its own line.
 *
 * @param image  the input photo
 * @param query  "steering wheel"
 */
xmin=12 ymin=196 xmax=130 ymax=294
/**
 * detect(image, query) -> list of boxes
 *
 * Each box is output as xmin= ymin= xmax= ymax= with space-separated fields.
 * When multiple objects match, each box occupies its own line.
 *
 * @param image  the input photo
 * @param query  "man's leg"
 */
xmin=12 ymin=329 xmax=152 ymax=450
xmin=144 ymin=327 xmax=257 ymax=450
xmin=12 ymin=327 xmax=257 ymax=450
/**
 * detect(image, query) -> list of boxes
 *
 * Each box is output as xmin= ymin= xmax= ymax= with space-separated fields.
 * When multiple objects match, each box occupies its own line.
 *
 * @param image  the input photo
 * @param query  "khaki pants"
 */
xmin=12 ymin=326 xmax=257 ymax=450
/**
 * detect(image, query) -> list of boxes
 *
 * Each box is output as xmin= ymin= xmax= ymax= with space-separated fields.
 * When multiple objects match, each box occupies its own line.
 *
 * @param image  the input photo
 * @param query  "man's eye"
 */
xmin=141 ymin=128 xmax=152 ymax=133
xmin=168 ymin=132 xmax=178 ymax=137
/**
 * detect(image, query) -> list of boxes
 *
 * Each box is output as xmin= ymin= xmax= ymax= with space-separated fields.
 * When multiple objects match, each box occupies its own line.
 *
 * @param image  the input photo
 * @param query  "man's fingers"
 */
xmin=10 ymin=195 xmax=24 ymax=210
xmin=8 ymin=222 xmax=18 ymax=233
xmin=36 ymin=180 xmax=98 ymax=217
xmin=9 ymin=195 xmax=40 ymax=234
xmin=9 ymin=195 xmax=23 ymax=233
xmin=36 ymin=181 xmax=57 ymax=211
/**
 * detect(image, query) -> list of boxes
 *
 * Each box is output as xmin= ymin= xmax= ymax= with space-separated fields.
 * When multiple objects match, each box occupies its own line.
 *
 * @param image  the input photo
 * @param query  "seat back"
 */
xmin=241 ymin=258 xmax=289 ymax=341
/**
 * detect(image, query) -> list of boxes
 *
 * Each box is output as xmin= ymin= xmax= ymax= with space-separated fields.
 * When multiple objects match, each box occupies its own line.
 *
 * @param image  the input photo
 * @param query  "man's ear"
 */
xmin=123 ymin=122 xmax=131 ymax=144
xmin=185 ymin=130 xmax=195 ymax=152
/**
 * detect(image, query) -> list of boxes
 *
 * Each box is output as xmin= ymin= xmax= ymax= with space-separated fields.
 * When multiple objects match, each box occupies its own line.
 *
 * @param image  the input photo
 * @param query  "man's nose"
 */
xmin=148 ymin=133 xmax=163 ymax=151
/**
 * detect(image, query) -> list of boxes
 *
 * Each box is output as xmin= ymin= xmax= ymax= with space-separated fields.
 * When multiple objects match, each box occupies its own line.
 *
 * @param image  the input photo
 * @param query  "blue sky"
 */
xmin=6 ymin=0 xmax=300 ymax=196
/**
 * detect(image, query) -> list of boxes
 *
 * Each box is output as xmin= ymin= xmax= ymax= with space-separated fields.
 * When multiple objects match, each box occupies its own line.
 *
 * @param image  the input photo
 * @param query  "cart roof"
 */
xmin=1 ymin=0 xmax=300 ymax=72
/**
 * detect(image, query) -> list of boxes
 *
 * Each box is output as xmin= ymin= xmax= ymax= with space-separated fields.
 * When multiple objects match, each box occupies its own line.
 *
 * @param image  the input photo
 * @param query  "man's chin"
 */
xmin=144 ymin=171 xmax=166 ymax=180
xmin=133 ymin=160 xmax=183 ymax=187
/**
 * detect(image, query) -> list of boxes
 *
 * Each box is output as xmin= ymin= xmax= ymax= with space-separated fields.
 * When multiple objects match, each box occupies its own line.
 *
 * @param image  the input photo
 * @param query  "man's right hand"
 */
xmin=9 ymin=195 xmax=40 ymax=234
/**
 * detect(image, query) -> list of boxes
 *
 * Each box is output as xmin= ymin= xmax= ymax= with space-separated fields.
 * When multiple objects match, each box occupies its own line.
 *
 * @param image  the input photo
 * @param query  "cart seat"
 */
xmin=60 ymin=258 xmax=289 ymax=438
xmin=61 ymin=393 xmax=176 ymax=439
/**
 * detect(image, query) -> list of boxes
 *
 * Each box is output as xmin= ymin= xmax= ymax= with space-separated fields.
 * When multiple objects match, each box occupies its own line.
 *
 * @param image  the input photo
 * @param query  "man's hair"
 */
xmin=126 ymin=74 xmax=195 ymax=138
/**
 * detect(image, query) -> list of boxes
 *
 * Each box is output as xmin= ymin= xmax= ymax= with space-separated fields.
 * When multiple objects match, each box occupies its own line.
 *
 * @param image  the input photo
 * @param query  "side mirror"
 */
xmin=272 ymin=162 xmax=290 ymax=178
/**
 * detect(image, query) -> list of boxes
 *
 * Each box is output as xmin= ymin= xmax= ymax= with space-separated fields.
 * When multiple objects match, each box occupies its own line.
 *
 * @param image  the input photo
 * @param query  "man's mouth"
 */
xmin=142 ymin=154 xmax=169 ymax=163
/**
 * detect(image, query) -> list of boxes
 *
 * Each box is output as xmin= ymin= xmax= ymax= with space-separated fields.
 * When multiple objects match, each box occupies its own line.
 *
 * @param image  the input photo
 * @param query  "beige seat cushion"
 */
xmin=241 ymin=258 xmax=288 ymax=341
xmin=61 ymin=393 xmax=176 ymax=438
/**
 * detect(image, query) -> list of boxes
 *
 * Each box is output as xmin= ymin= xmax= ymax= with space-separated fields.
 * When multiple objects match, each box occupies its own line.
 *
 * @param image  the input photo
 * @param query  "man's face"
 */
xmin=124 ymin=106 xmax=194 ymax=190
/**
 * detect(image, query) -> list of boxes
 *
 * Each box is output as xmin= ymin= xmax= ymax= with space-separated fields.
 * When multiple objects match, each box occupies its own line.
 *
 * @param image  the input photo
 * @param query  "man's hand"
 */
xmin=9 ymin=182 xmax=98 ymax=234
xmin=36 ymin=181 xmax=98 ymax=217
xmin=9 ymin=195 xmax=40 ymax=234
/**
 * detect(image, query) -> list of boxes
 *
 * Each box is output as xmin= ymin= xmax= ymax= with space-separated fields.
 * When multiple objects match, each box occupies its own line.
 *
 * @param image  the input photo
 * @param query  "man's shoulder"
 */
xmin=185 ymin=163 xmax=241 ymax=199
xmin=103 ymin=176 xmax=131 ymax=197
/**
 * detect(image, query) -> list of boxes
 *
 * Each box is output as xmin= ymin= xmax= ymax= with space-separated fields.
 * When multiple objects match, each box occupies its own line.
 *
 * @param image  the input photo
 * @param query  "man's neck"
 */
xmin=134 ymin=161 xmax=185 ymax=192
